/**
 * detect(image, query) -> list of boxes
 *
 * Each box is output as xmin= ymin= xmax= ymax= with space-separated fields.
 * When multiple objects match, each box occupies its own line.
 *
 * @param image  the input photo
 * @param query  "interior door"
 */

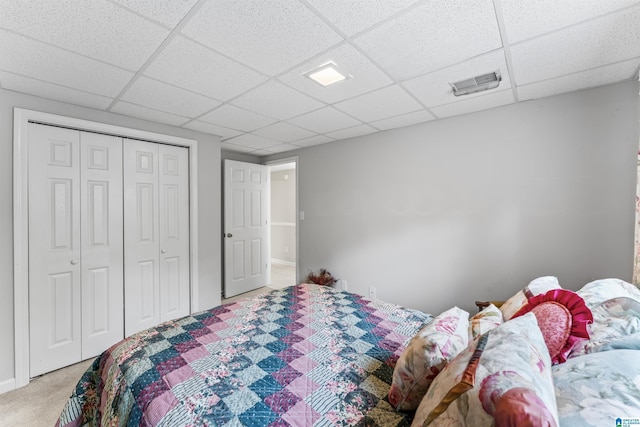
xmin=28 ymin=124 xmax=82 ymax=376
xmin=80 ymin=132 xmax=124 ymax=359
xmin=224 ymin=160 xmax=269 ymax=298
xmin=158 ymin=144 xmax=190 ymax=322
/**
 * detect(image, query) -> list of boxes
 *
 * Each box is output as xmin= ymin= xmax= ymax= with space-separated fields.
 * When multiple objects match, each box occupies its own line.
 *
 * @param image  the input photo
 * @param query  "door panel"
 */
xmin=224 ymin=160 xmax=269 ymax=298
xmin=80 ymin=132 xmax=123 ymax=358
xmin=159 ymin=144 xmax=190 ymax=322
xmin=29 ymin=124 xmax=82 ymax=377
xmin=124 ymin=140 xmax=160 ymax=336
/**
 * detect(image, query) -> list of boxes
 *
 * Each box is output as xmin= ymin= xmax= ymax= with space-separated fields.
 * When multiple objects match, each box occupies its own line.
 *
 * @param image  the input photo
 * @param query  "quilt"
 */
xmin=56 ymin=283 xmax=432 ymax=426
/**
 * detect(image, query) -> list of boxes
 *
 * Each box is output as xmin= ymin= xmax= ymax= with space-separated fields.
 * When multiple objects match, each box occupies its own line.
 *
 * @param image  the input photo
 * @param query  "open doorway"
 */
xmin=268 ymin=160 xmax=297 ymax=289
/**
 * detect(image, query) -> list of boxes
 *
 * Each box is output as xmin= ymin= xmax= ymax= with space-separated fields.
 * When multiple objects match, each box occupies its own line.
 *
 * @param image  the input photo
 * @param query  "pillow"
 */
xmin=569 ymin=296 xmax=640 ymax=358
xmin=500 ymin=276 xmax=561 ymax=320
xmin=411 ymin=313 xmax=558 ymax=427
xmin=388 ymin=306 xmax=469 ymax=411
xmin=577 ymin=278 xmax=640 ymax=309
xmin=469 ymin=304 xmax=503 ymax=342
xmin=511 ymin=289 xmax=592 ymax=364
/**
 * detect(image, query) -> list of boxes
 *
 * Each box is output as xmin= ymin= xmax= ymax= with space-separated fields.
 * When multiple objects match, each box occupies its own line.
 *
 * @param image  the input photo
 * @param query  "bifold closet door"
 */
xmin=124 ymin=140 xmax=190 ymax=336
xmin=28 ymin=124 xmax=124 ymax=376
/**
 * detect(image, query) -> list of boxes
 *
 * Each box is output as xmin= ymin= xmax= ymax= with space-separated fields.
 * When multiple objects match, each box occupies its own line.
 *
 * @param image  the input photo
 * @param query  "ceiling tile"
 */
xmin=225 ymin=133 xmax=281 ymax=150
xmin=278 ymin=43 xmax=393 ymax=104
xmin=231 ymin=80 xmax=325 ymax=120
xmin=110 ymin=0 xmax=198 ymax=28
xmin=199 ymin=105 xmax=277 ymax=132
xmin=121 ymin=76 xmax=221 ymax=117
xmin=264 ymin=143 xmax=302 ymax=153
xmin=430 ymin=89 xmax=514 ymax=118
xmin=354 ymin=0 xmax=502 ymax=80
xmin=182 ymin=120 xmax=244 ymax=140
xmin=0 ymin=30 xmax=134 ymax=97
xmin=500 ymin=0 xmax=640 ymax=43
xmin=287 ymin=106 xmax=361 ymax=133
xmin=325 ymin=124 xmax=377 ymax=140
xmin=0 ymin=71 xmax=113 ymax=110
xmin=253 ymin=122 xmax=317 ymax=142
xmin=511 ymin=6 xmax=640 ymax=85
xmin=111 ymin=101 xmax=189 ymax=126
xmin=181 ymin=0 xmax=343 ymax=76
xmin=293 ymin=135 xmax=336 ymax=147
xmin=307 ymin=0 xmax=421 ymax=36
xmin=370 ymin=110 xmax=435 ymax=131
xmin=0 ymin=0 xmax=168 ymax=70
xmin=221 ymin=142 xmax=256 ymax=153
xmin=403 ymin=50 xmax=511 ymax=107
xmin=334 ymin=85 xmax=422 ymax=122
xmin=145 ymin=36 xmax=267 ymax=101
xmin=517 ymin=59 xmax=640 ymax=101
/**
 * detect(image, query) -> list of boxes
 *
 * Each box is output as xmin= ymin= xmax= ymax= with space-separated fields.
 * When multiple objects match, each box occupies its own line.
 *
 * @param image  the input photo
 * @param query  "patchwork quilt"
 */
xmin=56 ymin=283 xmax=432 ymax=426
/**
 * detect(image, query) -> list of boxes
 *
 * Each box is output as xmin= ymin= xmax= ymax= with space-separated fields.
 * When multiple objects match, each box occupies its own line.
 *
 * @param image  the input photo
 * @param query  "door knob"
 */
xmin=70 ymin=259 xmax=78 ymax=265
xmin=226 ymin=233 xmax=233 ymax=238
xmin=161 ymin=249 xmax=166 ymax=254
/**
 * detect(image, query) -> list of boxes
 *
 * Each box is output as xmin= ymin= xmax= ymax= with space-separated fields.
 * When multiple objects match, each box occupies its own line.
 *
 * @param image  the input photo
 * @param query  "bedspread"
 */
xmin=56 ymin=283 xmax=432 ymax=426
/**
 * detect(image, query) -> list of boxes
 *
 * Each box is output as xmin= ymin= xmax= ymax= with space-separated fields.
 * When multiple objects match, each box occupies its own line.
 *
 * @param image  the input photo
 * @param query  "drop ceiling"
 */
xmin=1 ymin=0 xmax=639 ymax=156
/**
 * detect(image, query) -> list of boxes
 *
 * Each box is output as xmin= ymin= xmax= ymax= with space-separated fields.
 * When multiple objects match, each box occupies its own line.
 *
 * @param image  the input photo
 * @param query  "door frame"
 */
xmin=264 ymin=156 xmax=299 ymax=285
xmin=12 ymin=108 xmax=200 ymax=389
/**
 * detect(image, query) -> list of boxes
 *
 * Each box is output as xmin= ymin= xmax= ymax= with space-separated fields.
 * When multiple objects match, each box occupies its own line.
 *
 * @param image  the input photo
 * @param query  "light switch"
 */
xmin=299 ymin=211 xmax=305 ymax=221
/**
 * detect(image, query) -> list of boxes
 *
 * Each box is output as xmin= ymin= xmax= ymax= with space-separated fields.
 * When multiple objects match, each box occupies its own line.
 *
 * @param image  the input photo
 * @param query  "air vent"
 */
xmin=450 ymin=71 xmax=501 ymax=96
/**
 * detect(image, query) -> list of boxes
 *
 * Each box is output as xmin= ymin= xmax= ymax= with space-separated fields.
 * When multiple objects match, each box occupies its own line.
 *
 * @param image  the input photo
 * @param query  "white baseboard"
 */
xmin=0 ymin=377 xmax=16 ymax=395
xmin=271 ymin=258 xmax=295 ymax=267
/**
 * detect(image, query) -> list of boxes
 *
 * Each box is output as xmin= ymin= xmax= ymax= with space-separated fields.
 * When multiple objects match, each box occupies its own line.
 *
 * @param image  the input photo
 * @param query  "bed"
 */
xmin=56 ymin=283 xmax=432 ymax=426
xmin=57 ymin=278 xmax=640 ymax=426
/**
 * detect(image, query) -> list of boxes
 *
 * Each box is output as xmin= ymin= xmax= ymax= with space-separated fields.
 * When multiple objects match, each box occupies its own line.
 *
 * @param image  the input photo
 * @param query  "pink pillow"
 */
xmin=493 ymin=388 xmax=558 ymax=427
xmin=512 ymin=289 xmax=592 ymax=364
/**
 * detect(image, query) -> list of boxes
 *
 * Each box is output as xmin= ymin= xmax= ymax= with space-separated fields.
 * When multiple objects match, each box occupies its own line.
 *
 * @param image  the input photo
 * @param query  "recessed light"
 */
xmin=450 ymin=71 xmax=502 ymax=96
xmin=304 ymin=62 xmax=351 ymax=87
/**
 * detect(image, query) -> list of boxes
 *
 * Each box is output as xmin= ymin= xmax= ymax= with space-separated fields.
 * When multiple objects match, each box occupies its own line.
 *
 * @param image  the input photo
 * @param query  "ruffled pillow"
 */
xmin=469 ymin=304 xmax=503 ymax=342
xmin=388 ymin=306 xmax=469 ymax=410
xmin=500 ymin=276 xmax=561 ymax=321
xmin=511 ymin=289 xmax=592 ymax=364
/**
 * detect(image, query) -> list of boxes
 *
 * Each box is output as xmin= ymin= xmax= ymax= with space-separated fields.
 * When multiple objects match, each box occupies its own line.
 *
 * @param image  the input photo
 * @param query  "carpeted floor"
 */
xmin=0 ymin=358 xmax=93 ymax=427
xmin=0 ymin=264 xmax=297 ymax=426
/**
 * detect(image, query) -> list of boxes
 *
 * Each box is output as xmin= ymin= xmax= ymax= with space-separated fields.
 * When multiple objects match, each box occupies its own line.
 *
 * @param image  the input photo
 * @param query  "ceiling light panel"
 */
xmin=305 ymin=63 xmax=350 ymax=87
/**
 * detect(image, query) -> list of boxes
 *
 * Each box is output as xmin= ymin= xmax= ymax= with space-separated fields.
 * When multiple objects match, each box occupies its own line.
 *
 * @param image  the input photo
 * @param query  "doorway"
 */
xmin=268 ymin=161 xmax=297 ymax=289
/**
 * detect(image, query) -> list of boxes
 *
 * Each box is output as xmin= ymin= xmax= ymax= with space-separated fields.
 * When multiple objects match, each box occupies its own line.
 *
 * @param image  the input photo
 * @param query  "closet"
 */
xmin=27 ymin=123 xmax=190 ymax=376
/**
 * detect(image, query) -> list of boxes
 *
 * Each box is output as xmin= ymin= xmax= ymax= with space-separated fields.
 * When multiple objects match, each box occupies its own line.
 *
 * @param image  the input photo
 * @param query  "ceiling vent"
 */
xmin=450 ymin=71 xmax=501 ymax=96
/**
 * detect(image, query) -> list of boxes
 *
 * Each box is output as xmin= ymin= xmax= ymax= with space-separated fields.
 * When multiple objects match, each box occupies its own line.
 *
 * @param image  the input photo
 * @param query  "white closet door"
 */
xmin=159 ymin=144 xmax=190 ymax=321
xmin=28 ymin=124 xmax=82 ymax=376
xmin=80 ymin=132 xmax=124 ymax=359
xmin=124 ymin=140 xmax=161 ymax=336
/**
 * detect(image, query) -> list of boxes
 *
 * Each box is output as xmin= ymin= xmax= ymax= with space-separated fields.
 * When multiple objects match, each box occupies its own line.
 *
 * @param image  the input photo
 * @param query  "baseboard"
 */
xmin=271 ymin=258 xmax=295 ymax=267
xmin=0 ymin=377 xmax=16 ymax=395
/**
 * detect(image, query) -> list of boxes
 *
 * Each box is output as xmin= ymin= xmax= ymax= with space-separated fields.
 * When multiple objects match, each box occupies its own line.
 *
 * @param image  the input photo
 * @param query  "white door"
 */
xmin=28 ymin=124 xmax=124 ymax=376
xmin=158 ymin=144 xmax=190 ymax=322
xmin=80 ymin=132 xmax=124 ymax=359
xmin=224 ymin=160 xmax=269 ymax=298
xmin=124 ymin=140 xmax=190 ymax=336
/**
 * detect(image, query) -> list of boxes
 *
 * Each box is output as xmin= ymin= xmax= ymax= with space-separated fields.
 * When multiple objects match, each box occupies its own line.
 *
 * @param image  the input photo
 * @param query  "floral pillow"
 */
xmin=500 ymin=276 xmax=561 ymax=320
xmin=569 ymin=296 xmax=640 ymax=358
xmin=469 ymin=304 xmax=502 ymax=342
xmin=411 ymin=313 xmax=558 ymax=427
xmin=577 ymin=278 xmax=640 ymax=309
xmin=388 ymin=306 xmax=469 ymax=411
xmin=511 ymin=289 xmax=592 ymax=364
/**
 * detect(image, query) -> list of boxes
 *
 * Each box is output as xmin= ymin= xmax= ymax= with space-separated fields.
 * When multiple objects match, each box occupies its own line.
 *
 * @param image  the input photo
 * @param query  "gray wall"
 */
xmin=0 ymin=88 xmax=222 ymax=386
xmin=271 ymin=169 xmax=297 ymax=263
xmin=266 ymin=81 xmax=639 ymax=315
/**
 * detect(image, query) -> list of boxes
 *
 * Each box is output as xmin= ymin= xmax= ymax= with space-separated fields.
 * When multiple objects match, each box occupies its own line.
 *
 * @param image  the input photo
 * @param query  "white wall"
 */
xmin=0 ymin=88 xmax=222 ymax=388
xmin=266 ymin=81 xmax=639 ymax=315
